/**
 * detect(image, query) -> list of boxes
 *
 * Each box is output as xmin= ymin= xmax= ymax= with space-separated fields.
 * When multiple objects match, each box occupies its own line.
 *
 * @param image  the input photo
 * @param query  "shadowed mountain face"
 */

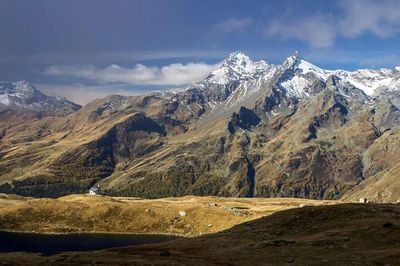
xmin=1 ymin=52 xmax=400 ymax=201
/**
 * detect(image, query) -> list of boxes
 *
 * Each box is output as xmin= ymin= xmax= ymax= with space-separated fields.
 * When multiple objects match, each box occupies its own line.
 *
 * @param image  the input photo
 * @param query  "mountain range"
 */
xmin=1 ymin=51 xmax=400 ymax=202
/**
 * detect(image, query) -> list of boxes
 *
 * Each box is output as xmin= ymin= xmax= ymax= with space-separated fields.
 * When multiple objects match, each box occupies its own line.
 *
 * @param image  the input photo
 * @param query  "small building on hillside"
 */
xmin=359 ymin=197 xmax=368 ymax=203
xmin=89 ymin=185 xmax=100 ymax=195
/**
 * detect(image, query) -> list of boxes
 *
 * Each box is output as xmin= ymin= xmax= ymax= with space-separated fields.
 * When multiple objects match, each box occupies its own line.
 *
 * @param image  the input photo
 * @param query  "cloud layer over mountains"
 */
xmin=45 ymin=62 xmax=221 ymax=86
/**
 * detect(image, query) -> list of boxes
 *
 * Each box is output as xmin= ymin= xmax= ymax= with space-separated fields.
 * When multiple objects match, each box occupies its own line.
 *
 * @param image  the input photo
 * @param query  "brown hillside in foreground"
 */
xmin=1 ymin=203 xmax=399 ymax=265
xmin=0 ymin=194 xmax=334 ymax=236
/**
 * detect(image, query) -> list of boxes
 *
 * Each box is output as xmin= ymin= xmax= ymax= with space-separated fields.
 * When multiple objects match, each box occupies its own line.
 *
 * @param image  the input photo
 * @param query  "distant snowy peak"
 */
xmin=277 ymin=52 xmax=400 ymax=98
xmin=280 ymin=51 xmax=302 ymax=70
xmin=205 ymin=51 xmax=273 ymax=85
xmin=173 ymin=51 xmax=400 ymax=106
xmin=221 ymin=51 xmax=271 ymax=74
xmin=281 ymin=52 xmax=325 ymax=79
xmin=0 ymin=81 xmax=80 ymax=115
xmin=332 ymin=68 xmax=400 ymax=96
xmin=277 ymin=52 xmax=326 ymax=99
xmin=0 ymin=81 xmax=46 ymax=105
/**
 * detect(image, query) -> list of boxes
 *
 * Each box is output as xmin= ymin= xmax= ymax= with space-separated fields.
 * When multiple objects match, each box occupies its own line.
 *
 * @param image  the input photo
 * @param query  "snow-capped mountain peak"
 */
xmin=169 ymin=51 xmax=400 ymax=110
xmin=277 ymin=52 xmax=327 ymax=98
xmin=276 ymin=51 xmax=400 ymax=99
xmin=280 ymin=51 xmax=325 ymax=78
xmin=205 ymin=51 xmax=272 ymax=85
xmin=10 ymin=80 xmax=35 ymax=93
xmin=281 ymin=51 xmax=302 ymax=70
xmin=0 ymin=81 xmax=80 ymax=115
xmin=0 ymin=81 xmax=46 ymax=104
xmin=329 ymin=68 xmax=400 ymax=96
xmin=222 ymin=51 xmax=251 ymax=66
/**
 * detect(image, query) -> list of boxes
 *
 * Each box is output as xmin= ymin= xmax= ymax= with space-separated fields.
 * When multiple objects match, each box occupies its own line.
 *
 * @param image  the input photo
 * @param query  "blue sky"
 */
xmin=2 ymin=0 xmax=400 ymax=104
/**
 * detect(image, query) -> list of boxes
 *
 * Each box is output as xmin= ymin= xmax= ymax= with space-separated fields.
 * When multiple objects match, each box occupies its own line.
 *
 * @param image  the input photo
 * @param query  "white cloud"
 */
xmin=44 ymin=61 xmax=221 ymax=86
xmin=265 ymin=14 xmax=335 ymax=48
xmin=36 ymin=83 xmax=144 ymax=105
xmin=0 ymin=50 xmax=226 ymax=65
xmin=214 ymin=18 xmax=253 ymax=33
xmin=264 ymin=0 xmax=400 ymax=48
xmin=339 ymin=0 xmax=400 ymax=38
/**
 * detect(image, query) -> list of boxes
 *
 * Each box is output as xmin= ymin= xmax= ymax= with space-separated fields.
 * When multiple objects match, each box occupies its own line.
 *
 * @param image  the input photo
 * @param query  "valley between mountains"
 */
xmin=1 ymin=51 xmax=400 ymax=202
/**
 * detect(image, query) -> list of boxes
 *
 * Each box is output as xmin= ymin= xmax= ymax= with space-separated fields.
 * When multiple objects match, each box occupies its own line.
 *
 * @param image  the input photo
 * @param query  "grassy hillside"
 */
xmin=1 ymin=202 xmax=399 ymax=265
xmin=0 ymin=194 xmax=334 ymax=236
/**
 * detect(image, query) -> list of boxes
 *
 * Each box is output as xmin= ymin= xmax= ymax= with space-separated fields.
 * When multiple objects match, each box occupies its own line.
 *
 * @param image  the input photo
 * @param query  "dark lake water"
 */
xmin=0 ymin=231 xmax=178 ymax=254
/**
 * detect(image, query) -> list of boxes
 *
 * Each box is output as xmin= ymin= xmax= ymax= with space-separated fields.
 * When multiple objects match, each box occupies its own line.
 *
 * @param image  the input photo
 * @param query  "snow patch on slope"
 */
xmin=277 ymin=52 xmax=324 ymax=99
xmin=298 ymin=59 xmax=327 ymax=80
xmin=330 ymin=69 xmax=400 ymax=95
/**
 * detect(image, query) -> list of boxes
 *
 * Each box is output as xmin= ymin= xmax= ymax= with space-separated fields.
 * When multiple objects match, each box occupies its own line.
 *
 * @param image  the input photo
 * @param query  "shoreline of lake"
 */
xmin=0 ymin=231 xmax=180 ymax=254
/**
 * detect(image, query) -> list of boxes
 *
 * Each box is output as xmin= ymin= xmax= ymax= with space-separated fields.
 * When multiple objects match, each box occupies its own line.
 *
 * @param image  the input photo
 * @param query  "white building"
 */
xmin=359 ymin=197 xmax=368 ymax=203
xmin=89 ymin=185 xmax=100 ymax=195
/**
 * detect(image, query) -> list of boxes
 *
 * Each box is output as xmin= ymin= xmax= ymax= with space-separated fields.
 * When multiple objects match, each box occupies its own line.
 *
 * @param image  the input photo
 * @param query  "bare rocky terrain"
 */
xmin=1 ymin=52 xmax=400 ymax=202
xmin=0 ymin=54 xmax=399 ymax=266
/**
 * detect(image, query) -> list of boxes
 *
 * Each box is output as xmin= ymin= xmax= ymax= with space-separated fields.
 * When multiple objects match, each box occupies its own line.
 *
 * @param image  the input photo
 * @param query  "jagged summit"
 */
xmin=221 ymin=51 xmax=270 ymax=69
xmin=176 ymin=50 xmax=400 ymax=106
xmin=281 ymin=51 xmax=303 ymax=69
xmin=220 ymin=51 xmax=256 ymax=75
xmin=223 ymin=51 xmax=251 ymax=65
xmin=274 ymin=52 xmax=400 ymax=97
xmin=1 ymin=80 xmax=37 ymax=96
xmin=205 ymin=51 xmax=272 ymax=85
xmin=293 ymin=50 xmax=302 ymax=57
xmin=1 ymin=81 xmax=44 ymax=106
xmin=0 ymin=81 xmax=80 ymax=115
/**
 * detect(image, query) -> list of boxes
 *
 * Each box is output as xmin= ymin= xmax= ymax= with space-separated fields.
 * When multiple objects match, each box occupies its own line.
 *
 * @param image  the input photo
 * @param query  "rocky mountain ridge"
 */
xmin=1 ymin=51 xmax=400 ymax=202
xmin=0 ymin=81 xmax=81 ymax=115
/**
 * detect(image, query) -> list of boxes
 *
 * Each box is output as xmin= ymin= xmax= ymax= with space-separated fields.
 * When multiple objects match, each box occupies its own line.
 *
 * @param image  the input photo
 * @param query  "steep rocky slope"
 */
xmin=1 ymin=52 xmax=400 ymax=201
xmin=0 ymin=81 xmax=81 ymax=145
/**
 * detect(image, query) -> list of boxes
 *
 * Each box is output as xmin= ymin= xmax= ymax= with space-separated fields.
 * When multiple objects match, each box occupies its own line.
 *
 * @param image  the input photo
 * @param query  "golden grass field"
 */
xmin=0 ymin=194 xmax=399 ymax=265
xmin=0 ymin=193 xmax=336 ymax=236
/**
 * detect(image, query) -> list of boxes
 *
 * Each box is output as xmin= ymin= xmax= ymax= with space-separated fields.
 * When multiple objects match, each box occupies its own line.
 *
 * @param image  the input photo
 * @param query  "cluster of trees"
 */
xmin=0 ymin=175 xmax=97 ymax=198
xmin=109 ymin=170 xmax=228 ymax=199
